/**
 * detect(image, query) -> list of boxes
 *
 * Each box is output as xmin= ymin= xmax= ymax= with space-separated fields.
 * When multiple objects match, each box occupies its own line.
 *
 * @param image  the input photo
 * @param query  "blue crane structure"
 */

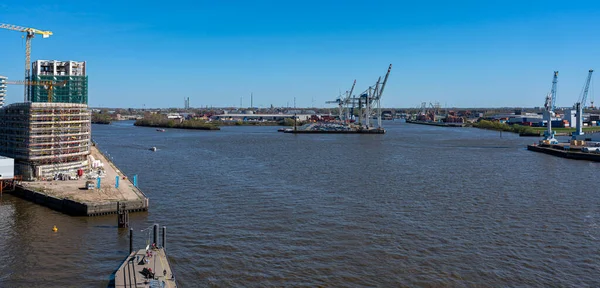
xmin=326 ymin=79 xmax=356 ymax=122
xmin=353 ymin=64 xmax=392 ymax=129
xmin=572 ymin=69 xmax=594 ymax=138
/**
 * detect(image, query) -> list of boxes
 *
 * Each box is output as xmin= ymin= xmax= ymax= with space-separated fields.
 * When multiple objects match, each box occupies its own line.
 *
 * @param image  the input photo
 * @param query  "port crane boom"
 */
xmin=327 ymin=64 xmax=392 ymax=128
xmin=359 ymin=64 xmax=392 ymax=128
xmin=6 ymin=80 xmax=67 ymax=103
xmin=326 ymin=80 xmax=356 ymax=122
xmin=542 ymin=71 xmax=559 ymax=144
xmin=0 ymin=23 xmax=53 ymax=102
xmin=345 ymin=80 xmax=356 ymax=122
xmin=573 ymin=69 xmax=594 ymax=138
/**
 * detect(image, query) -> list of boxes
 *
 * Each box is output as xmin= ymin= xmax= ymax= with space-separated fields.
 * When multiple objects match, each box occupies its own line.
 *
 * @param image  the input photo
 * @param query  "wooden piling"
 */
xmin=129 ymin=228 xmax=133 ymax=254
xmin=162 ymin=226 xmax=166 ymax=249
xmin=153 ymin=224 xmax=158 ymax=246
xmin=117 ymin=202 xmax=129 ymax=228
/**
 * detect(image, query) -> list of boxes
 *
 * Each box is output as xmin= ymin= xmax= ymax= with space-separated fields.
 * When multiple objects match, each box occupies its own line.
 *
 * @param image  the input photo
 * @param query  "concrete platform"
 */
xmin=10 ymin=145 xmax=149 ymax=216
xmin=111 ymin=247 xmax=177 ymax=288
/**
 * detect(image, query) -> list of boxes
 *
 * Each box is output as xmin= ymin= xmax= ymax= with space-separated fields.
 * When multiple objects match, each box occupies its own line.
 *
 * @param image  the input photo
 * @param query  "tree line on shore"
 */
xmin=134 ymin=114 xmax=220 ymax=130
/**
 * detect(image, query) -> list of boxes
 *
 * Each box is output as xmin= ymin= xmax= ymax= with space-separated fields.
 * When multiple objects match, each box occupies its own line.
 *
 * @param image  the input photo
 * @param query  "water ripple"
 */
xmin=1 ymin=122 xmax=600 ymax=286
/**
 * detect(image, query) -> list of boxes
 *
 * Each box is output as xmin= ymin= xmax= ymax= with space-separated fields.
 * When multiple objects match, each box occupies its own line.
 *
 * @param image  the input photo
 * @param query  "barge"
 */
xmin=283 ymin=123 xmax=386 ymax=134
xmin=527 ymin=142 xmax=600 ymax=162
xmin=109 ymin=224 xmax=177 ymax=287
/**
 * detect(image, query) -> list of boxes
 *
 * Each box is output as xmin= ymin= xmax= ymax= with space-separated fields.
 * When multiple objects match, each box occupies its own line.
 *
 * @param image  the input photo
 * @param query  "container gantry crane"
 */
xmin=353 ymin=64 xmax=392 ymax=129
xmin=542 ymin=71 xmax=559 ymax=144
xmin=326 ymin=80 xmax=356 ymax=122
xmin=0 ymin=23 xmax=53 ymax=102
xmin=6 ymin=80 xmax=67 ymax=103
xmin=572 ymin=69 xmax=594 ymax=138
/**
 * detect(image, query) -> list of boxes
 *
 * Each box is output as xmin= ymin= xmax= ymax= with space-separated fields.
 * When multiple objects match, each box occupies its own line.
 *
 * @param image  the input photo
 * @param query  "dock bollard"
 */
xmin=153 ymin=224 xmax=158 ymax=247
xmin=162 ymin=226 xmax=166 ymax=250
xmin=129 ymin=228 xmax=133 ymax=254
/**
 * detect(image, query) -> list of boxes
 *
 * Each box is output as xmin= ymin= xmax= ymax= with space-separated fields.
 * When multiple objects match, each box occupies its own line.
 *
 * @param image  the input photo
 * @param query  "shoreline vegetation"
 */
xmin=472 ymin=120 xmax=538 ymax=135
xmin=91 ymin=112 xmax=112 ymax=125
xmin=134 ymin=115 xmax=220 ymax=130
xmin=133 ymin=115 xmax=308 ymax=130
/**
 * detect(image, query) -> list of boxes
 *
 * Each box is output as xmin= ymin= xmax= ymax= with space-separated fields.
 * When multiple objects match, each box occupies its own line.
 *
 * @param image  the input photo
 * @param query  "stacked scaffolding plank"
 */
xmin=0 ymin=102 xmax=91 ymax=180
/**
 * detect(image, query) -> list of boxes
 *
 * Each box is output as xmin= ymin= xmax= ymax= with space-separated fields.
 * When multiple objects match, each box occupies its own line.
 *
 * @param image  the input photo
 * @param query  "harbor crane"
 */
xmin=0 ymin=23 xmax=53 ymax=102
xmin=542 ymin=71 xmax=559 ymax=144
xmin=352 ymin=64 xmax=392 ymax=129
xmin=572 ymin=69 xmax=594 ymax=138
xmin=326 ymin=80 xmax=356 ymax=122
xmin=6 ymin=80 xmax=67 ymax=103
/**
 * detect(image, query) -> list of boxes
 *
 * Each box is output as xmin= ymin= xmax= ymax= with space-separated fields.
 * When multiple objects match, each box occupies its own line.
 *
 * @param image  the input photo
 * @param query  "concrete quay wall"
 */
xmin=10 ymin=185 xmax=148 ymax=216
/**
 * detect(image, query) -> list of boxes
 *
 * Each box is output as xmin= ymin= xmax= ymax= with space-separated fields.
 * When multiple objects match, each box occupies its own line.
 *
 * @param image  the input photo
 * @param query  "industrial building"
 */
xmin=29 ymin=60 xmax=88 ymax=104
xmin=0 ymin=102 xmax=91 ymax=180
xmin=0 ymin=76 xmax=6 ymax=108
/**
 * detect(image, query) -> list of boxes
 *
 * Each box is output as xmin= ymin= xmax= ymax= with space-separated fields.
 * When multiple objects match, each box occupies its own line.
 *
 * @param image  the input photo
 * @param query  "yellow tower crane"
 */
xmin=0 ymin=23 xmax=53 ymax=102
xmin=6 ymin=80 xmax=67 ymax=103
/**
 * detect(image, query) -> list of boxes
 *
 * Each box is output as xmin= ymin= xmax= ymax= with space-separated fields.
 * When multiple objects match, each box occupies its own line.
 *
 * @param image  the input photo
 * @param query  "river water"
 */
xmin=1 ymin=120 xmax=600 ymax=287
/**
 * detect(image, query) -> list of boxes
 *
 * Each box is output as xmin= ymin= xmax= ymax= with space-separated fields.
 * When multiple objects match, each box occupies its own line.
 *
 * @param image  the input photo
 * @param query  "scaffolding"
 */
xmin=29 ymin=60 xmax=88 ymax=104
xmin=30 ymin=75 xmax=88 ymax=104
xmin=0 ymin=102 xmax=91 ymax=180
xmin=0 ymin=76 xmax=6 ymax=108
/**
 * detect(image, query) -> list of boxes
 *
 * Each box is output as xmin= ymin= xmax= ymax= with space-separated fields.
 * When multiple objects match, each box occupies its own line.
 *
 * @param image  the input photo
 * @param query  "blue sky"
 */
xmin=1 ymin=0 xmax=599 ymax=108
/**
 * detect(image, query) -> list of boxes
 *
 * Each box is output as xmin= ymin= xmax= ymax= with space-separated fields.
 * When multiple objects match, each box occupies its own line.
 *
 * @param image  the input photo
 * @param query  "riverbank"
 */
xmin=91 ymin=120 xmax=111 ymax=125
xmin=405 ymin=119 xmax=466 ymax=127
xmin=9 ymin=145 xmax=149 ymax=216
xmin=134 ymin=118 xmax=220 ymax=130
xmin=213 ymin=120 xmax=282 ymax=126
xmin=92 ymin=112 xmax=113 ymax=125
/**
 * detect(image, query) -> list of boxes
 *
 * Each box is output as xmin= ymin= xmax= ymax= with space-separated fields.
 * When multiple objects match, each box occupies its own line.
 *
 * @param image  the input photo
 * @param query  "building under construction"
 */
xmin=29 ymin=60 xmax=88 ymax=104
xmin=0 ymin=76 xmax=6 ymax=108
xmin=0 ymin=102 xmax=91 ymax=180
